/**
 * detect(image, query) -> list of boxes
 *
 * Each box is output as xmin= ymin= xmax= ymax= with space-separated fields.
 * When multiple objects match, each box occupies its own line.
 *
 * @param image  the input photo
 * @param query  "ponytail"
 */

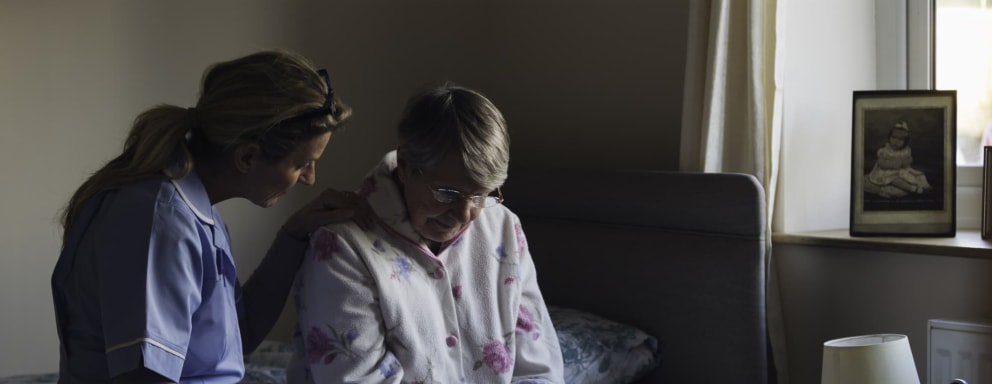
xmin=61 ymin=105 xmax=194 ymax=237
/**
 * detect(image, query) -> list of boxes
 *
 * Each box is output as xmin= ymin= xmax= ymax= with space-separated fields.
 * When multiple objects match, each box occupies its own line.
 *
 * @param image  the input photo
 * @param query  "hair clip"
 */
xmin=279 ymin=69 xmax=338 ymax=126
xmin=316 ymin=69 xmax=337 ymax=116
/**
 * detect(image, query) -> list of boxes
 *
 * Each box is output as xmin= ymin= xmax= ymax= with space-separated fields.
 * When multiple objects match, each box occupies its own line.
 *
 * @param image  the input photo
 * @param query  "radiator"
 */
xmin=928 ymin=318 xmax=992 ymax=384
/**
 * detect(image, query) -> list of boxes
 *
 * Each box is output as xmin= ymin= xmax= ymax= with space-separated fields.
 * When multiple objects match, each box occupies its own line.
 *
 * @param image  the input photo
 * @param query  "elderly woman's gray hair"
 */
xmin=396 ymin=83 xmax=510 ymax=191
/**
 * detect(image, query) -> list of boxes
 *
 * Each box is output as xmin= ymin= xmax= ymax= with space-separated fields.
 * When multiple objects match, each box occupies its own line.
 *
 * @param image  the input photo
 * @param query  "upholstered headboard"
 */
xmin=503 ymin=167 xmax=770 ymax=384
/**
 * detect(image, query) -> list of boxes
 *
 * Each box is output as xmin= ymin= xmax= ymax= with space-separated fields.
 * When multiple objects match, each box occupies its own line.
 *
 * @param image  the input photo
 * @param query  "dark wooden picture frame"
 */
xmin=850 ymin=90 xmax=956 ymax=237
xmin=982 ymin=146 xmax=992 ymax=239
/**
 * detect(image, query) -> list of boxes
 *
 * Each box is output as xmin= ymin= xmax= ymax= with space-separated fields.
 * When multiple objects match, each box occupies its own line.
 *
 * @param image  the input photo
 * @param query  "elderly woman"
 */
xmin=287 ymin=83 xmax=564 ymax=383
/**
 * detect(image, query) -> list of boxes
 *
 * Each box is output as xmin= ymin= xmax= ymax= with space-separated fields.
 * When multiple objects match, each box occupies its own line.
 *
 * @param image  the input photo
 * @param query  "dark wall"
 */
xmin=295 ymin=1 xmax=690 ymax=190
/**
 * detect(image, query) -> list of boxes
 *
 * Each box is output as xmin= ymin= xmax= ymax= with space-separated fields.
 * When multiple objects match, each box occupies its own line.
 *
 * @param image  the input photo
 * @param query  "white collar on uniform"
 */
xmin=166 ymin=167 xmax=215 ymax=226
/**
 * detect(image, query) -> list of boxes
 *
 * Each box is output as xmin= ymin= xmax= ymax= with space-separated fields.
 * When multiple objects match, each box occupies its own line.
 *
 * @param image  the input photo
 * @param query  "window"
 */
xmin=879 ymin=0 xmax=987 ymax=228
xmin=935 ymin=0 xmax=992 ymax=166
xmin=898 ymin=0 xmax=992 ymax=168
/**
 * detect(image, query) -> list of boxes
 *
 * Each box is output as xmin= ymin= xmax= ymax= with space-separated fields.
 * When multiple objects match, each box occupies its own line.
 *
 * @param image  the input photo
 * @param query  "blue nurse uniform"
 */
xmin=52 ymin=170 xmax=244 ymax=383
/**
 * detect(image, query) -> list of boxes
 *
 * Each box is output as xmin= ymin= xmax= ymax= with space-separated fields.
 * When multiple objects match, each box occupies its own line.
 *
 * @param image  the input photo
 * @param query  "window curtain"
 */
xmin=679 ymin=1 xmax=787 ymax=383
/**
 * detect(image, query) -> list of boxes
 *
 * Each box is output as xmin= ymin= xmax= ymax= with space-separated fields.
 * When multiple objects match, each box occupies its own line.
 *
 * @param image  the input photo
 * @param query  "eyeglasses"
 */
xmin=416 ymin=169 xmax=504 ymax=208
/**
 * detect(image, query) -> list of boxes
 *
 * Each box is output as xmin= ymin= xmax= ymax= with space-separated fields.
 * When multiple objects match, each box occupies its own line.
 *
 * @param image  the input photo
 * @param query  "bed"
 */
xmin=4 ymin=167 xmax=769 ymax=384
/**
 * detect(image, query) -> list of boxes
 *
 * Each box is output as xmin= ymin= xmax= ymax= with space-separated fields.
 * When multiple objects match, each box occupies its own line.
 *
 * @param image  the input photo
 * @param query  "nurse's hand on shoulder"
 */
xmin=282 ymin=188 xmax=376 ymax=241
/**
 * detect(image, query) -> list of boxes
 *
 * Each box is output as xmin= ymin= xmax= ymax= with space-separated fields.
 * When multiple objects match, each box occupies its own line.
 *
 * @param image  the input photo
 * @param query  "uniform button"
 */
xmin=446 ymin=335 xmax=458 ymax=347
xmin=433 ymin=267 xmax=445 ymax=279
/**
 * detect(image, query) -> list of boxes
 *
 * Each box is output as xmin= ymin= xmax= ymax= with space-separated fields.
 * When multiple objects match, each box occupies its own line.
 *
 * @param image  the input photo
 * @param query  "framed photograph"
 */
xmin=983 ymin=146 xmax=992 ymax=239
xmin=850 ymin=90 xmax=956 ymax=237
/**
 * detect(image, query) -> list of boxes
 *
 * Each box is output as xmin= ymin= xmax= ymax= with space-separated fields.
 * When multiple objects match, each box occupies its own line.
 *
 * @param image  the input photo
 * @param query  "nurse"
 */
xmin=51 ymin=50 xmax=371 ymax=384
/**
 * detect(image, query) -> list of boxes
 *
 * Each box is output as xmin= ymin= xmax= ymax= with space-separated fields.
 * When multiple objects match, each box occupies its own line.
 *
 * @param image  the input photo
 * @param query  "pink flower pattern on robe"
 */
xmin=312 ymin=231 xmax=341 ymax=262
xmin=481 ymin=341 xmax=513 ymax=374
xmin=306 ymin=325 xmax=359 ymax=366
xmin=516 ymin=305 xmax=542 ymax=341
xmin=516 ymin=306 xmax=535 ymax=333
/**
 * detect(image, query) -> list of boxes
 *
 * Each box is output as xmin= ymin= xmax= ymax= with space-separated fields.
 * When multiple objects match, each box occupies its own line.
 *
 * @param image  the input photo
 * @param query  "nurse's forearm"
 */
xmin=238 ymin=228 xmax=308 ymax=353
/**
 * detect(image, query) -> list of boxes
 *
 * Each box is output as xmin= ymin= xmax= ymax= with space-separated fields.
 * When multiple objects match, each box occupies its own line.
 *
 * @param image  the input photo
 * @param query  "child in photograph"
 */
xmin=866 ymin=121 xmax=932 ymax=198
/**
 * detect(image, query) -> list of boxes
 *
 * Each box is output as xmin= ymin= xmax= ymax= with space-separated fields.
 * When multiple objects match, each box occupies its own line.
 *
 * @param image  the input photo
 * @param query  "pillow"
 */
xmin=549 ymin=306 xmax=661 ymax=384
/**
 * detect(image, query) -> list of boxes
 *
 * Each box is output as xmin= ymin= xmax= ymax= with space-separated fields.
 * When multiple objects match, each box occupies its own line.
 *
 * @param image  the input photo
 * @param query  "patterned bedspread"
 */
xmin=0 ymin=308 xmax=661 ymax=384
xmin=0 ymin=341 xmax=294 ymax=384
xmin=0 ymin=368 xmax=284 ymax=384
xmin=0 ymin=372 xmax=58 ymax=384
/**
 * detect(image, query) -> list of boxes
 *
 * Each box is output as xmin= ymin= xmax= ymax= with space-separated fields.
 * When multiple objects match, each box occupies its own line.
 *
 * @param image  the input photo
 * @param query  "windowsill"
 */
xmin=772 ymin=229 xmax=992 ymax=259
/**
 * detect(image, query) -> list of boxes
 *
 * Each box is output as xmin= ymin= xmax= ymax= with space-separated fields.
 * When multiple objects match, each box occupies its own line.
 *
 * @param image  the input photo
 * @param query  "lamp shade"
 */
xmin=821 ymin=334 xmax=920 ymax=384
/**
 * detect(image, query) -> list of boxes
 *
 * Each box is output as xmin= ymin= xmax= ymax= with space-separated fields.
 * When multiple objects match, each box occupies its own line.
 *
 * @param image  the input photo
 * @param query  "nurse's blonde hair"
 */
xmin=61 ymin=50 xmax=352 ymax=237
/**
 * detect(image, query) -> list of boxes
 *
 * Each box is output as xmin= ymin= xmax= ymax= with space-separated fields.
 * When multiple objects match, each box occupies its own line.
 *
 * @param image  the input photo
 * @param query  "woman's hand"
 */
xmin=282 ymin=188 xmax=375 ymax=240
